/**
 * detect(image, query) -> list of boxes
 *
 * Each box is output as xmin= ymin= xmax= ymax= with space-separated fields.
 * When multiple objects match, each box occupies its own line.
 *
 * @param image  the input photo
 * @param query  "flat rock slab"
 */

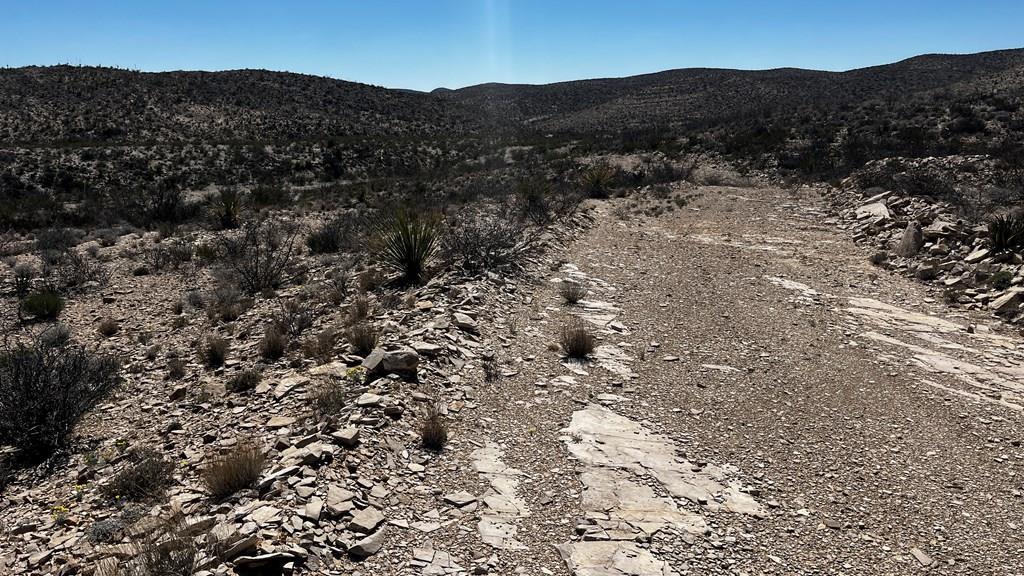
xmin=557 ymin=541 xmax=677 ymax=576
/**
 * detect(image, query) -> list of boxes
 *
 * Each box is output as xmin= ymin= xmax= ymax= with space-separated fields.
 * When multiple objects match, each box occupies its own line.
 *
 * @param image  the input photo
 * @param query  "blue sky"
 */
xmin=2 ymin=0 xmax=1022 ymax=90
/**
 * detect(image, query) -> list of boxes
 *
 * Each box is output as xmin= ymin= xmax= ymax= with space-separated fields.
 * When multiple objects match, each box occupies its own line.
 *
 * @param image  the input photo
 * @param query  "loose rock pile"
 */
xmin=828 ymin=178 xmax=1024 ymax=322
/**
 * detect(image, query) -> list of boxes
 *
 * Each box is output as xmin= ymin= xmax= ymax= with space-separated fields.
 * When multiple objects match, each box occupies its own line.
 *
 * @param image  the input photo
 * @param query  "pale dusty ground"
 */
xmin=435 ymin=185 xmax=1024 ymax=576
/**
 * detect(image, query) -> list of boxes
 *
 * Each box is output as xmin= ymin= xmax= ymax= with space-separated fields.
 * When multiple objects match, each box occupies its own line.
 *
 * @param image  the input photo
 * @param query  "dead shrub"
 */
xmin=560 ymin=317 xmax=595 ymax=359
xmin=347 ymin=294 xmax=371 ymax=325
xmin=167 ymin=358 xmax=186 ymax=380
xmin=345 ymin=323 xmax=378 ymax=357
xmin=199 ymin=335 xmax=229 ymax=368
xmin=219 ymin=217 xmax=303 ymax=294
xmin=202 ymin=438 xmax=266 ymax=499
xmin=225 ymin=369 xmax=261 ymax=393
xmin=259 ymin=325 xmax=287 ymax=360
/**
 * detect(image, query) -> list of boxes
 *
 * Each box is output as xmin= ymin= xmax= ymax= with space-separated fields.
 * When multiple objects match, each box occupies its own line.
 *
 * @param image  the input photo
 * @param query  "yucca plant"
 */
xmin=374 ymin=210 xmax=440 ymax=284
xmin=988 ymin=214 xmax=1024 ymax=252
xmin=580 ymin=163 xmax=617 ymax=198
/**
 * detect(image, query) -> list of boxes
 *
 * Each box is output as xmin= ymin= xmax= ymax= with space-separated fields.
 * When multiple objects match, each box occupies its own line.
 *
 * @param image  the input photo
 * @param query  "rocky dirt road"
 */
xmin=436 ymin=185 xmax=1023 ymax=576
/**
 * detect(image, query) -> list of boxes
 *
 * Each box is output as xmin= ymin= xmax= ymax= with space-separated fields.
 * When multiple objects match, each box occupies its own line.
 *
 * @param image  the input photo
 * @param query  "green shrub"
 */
xmin=0 ymin=338 xmax=120 ymax=461
xmin=374 ymin=210 xmax=439 ymax=285
xmin=989 ymin=270 xmax=1014 ymax=291
xmin=20 ymin=290 xmax=64 ymax=320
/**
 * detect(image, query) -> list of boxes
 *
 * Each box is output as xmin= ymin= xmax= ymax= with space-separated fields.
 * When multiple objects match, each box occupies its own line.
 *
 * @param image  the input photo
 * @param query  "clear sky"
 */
xmin=3 ymin=0 xmax=1022 ymax=91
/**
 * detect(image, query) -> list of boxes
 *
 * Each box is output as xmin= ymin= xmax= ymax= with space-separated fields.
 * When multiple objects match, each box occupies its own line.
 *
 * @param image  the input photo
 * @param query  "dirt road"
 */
xmin=430 ymin=185 xmax=1024 ymax=576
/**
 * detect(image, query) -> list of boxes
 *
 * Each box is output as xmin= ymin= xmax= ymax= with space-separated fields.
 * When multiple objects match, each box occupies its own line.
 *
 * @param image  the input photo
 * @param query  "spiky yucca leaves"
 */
xmin=988 ymin=214 xmax=1024 ymax=252
xmin=581 ymin=163 xmax=617 ymax=198
xmin=374 ymin=210 xmax=440 ymax=285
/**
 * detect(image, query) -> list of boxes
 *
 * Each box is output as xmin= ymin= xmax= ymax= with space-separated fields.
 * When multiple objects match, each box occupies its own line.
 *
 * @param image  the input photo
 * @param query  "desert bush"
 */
xmin=143 ymin=239 xmax=194 ymax=273
xmin=35 ymin=227 xmax=77 ymax=252
xmin=273 ymin=298 xmax=315 ymax=337
xmin=202 ymin=438 xmax=266 ymax=499
xmin=347 ymin=294 xmax=371 ymax=325
xmin=12 ymin=262 xmax=35 ymax=296
xmin=516 ymin=180 xmax=584 ymax=225
xmin=212 ymin=187 xmax=241 ymax=230
xmin=560 ymin=317 xmax=596 ymax=359
xmin=208 ymin=281 xmax=247 ymax=322
xmin=420 ymin=404 xmax=448 ymax=451
xmin=20 ymin=289 xmax=64 ymax=321
xmin=100 ymin=447 xmax=175 ymax=502
xmin=167 ymin=358 xmax=186 ymax=380
xmin=989 ymin=214 xmax=1024 ymax=252
xmin=55 ymin=250 xmax=110 ymax=289
xmin=0 ymin=336 xmax=120 ymax=461
xmin=94 ymin=509 xmax=198 ymax=576
xmin=441 ymin=210 xmax=530 ymax=273
xmin=259 ymin=325 xmax=287 ymax=360
xmin=989 ymin=270 xmax=1014 ymax=290
xmin=373 ymin=210 xmax=440 ymax=285
xmin=310 ymin=368 xmax=362 ymax=416
xmin=345 ymin=323 xmax=378 ymax=357
xmin=199 ymin=335 xmax=229 ymax=368
xmin=226 ymin=369 xmax=261 ymax=393
xmin=97 ymin=318 xmax=120 ymax=337
xmin=580 ymin=163 xmax=617 ymax=198
xmin=559 ymin=280 xmax=589 ymax=304
xmin=219 ymin=217 xmax=303 ymax=294
xmin=302 ymin=327 xmax=339 ymax=361
xmin=306 ymin=217 xmax=355 ymax=254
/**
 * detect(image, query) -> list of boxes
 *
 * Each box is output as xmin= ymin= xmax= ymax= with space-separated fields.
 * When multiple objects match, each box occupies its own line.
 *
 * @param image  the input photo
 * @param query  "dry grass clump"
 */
xmin=311 ymin=379 xmax=348 ymax=416
xmin=100 ymin=447 xmax=175 ymax=502
xmin=345 ymin=323 xmax=378 ymax=357
xmin=559 ymin=280 xmax=588 ymax=305
xmin=167 ymin=358 xmax=186 ymax=380
xmin=98 ymin=318 xmax=120 ymax=337
xmin=198 ymin=335 xmax=229 ymax=368
xmin=259 ymin=325 xmax=288 ymax=360
xmin=420 ymin=404 xmax=448 ymax=451
xmin=93 ymin=509 xmax=198 ymax=576
xmin=225 ymin=369 xmax=261 ymax=393
xmin=560 ymin=317 xmax=595 ymax=359
xmin=302 ymin=326 xmax=339 ymax=361
xmin=202 ymin=438 xmax=266 ymax=499
xmin=347 ymin=294 xmax=371 ymax=325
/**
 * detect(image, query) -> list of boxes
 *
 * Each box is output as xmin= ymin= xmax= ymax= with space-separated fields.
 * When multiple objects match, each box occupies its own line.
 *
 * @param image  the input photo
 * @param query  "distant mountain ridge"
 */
xmin=1 ymin=48 xmax=1022 ymax=146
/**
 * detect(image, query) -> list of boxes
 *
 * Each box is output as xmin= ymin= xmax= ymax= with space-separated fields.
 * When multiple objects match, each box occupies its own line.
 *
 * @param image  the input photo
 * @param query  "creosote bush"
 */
xmin=374 ymin=209 xmax=440 ymax=285
xmin=100 ymin=447 xmax=174 ymax=502
xmin=306 ymin=217 xmax=355 ymax=254
xmin=199 ymin=335 xmax=229 ymax=368
xmin=421 ymin=404 xmax=448 ymax=451
xmin=219 ymin=217 xmax=303 ymax=294
xmin=559 ymin=280 xmax=589 ymax=304
xmin=441 ymin=210 xmax=530 ymax=273
xmin=202 ymin=438 xmax=266 ymax=499
xmin=0 ymin=335 xmax=121 ymax=461
xmin=560 ymin=317 xmax=596 ymax=359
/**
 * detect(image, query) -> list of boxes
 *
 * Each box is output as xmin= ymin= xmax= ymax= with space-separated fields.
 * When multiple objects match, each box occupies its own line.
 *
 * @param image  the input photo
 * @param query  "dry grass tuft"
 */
xmin=202 ymin=438 xmax=266 ymax=499
xmin=560 ymin=317 xmax=595 ymax=359
xmin=420 ymin=404 xmax=448 ymax=451
xmin=345 ymin=323 xmax=379 ymax=357
xmin=198 ymin=335 xmax=229 ymax=368
xmin=559 ymin=280 xmax=588 ymax=305
xmin=97 ymin=318 xmax=120 ymax=337
xmin=259 ymin=325 xmax=287 ymax=360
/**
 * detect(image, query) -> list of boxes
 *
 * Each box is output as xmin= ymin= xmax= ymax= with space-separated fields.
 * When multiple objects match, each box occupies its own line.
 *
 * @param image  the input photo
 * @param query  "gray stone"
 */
xmin=349 ymin=528 xmax=386 ymax=557
xmin=348 ymin=506 xmax=384 ymax=533
xmin=895 ymin=220 xmax=924 ymax=257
